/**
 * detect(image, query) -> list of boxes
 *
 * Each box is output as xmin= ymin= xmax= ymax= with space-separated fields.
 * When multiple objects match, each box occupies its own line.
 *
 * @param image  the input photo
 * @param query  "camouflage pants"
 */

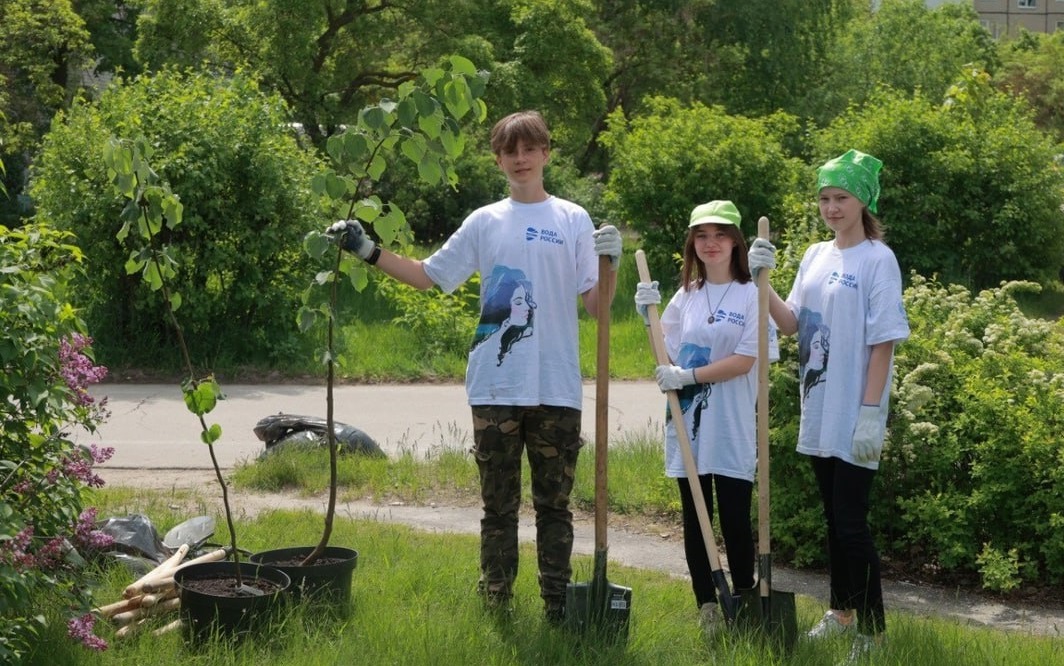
xmin=471 ymin=404 xmax=582 ymax=604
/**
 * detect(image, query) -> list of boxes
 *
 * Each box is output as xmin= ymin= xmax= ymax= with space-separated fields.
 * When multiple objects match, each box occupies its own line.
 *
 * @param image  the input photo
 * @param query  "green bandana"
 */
xmin=816 ymin=149 xmax=883 ymax=214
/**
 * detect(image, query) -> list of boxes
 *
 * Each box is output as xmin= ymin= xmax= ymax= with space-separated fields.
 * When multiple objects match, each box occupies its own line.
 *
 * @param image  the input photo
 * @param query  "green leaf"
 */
xmin=200 ymin=423 xmax=222 ymax=445
xmin=448 ymin=55 xmax=477 ymax=77
xmin=144 ymin=262 xmax=163 ymax=291
xmin=440 ymin=128 xmax=464 ymax=159
xmin=325 ymin=171 xmax=348 ymax=200
xmin=346 ymin=263 xmax=370 ymax=292
xmin=303 ymin=230 xmax=333 ymax=259
xmin=374 ymin=207 xmax=408 ymax=246
xmin=368 ymin=154 xmax=387 ymax=180
xmin=397 ymin=98 xmax=417 ymax=127
xmin=163 ymin=197 xmax=183 ymax=229
xmin=169 ymin=292 xmax=182 ymax=312
xmin=418 ymin=155 xmax=443 ymax=185
xmin=297 ymin=307 xmax=319 ymax=332
xmin=341 ymin=131 xmax=370 ymax=163
xmin=183 ymin=378 xmax=223 ymax=417
xmin=443 ymin=80 xmax=472 ymax=120
xmin=311 ymin=172 xmax=329 ymax=196
xmin=361 ymin=106 xmax=388 ymax=130
xmin=354 ymin=197 xmax=382 ymax=223
xmin=401 ymin=134 xmax=427 ymax=164
xmin=418 ymin=112 xmax=443 ymax=139
xmin=124 ymin=256 xmax=142 ymax=275
xmin=413 ymin=90 xmax=437 ymax=118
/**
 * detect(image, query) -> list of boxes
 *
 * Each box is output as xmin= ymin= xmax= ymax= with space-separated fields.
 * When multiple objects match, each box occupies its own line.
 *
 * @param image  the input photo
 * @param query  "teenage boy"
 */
xmin=328 ymin=110 xmax=621 ymax=623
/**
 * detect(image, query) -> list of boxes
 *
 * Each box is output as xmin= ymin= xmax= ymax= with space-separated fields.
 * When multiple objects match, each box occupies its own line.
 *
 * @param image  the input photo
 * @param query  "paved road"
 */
xmin=79 ymin=381 xmax=667 ymax=469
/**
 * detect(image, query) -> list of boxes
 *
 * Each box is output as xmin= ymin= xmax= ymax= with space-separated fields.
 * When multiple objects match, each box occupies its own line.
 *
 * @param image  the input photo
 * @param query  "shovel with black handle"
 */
xmin=635 ymin=250 xmax=740 ymax=624
xmin=754 ymin=216 xmax=798 ymax=649
xmin=563 ymin=255 xmax=632 ymax=643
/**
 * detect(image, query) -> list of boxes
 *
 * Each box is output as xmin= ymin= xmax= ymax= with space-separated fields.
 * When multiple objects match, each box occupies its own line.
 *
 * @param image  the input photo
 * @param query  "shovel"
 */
xmin=753 ymin=216 xmax=798 ymax=649
xmin=635 ymin=250 xmax=740 ymax=624
xmin=564 ymin=255 xmax=632 ymax=642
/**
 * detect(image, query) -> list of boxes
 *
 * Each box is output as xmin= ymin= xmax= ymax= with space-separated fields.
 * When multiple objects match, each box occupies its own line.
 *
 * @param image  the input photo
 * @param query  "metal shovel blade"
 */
xmin=758 ymin=554 xmax=798 ymax=650
xmin=564 ymin=552 xmax=632 ymax=641
xmin=162 ymin=515 xmax=215 ymax=552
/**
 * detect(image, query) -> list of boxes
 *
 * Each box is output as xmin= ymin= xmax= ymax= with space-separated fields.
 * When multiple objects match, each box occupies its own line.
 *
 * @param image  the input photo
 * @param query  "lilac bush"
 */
xmin=1 ymin=223 xmax=115 ymax=660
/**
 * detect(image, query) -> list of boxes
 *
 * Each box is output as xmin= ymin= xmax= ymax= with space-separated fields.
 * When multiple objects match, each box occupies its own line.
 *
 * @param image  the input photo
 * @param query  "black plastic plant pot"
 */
xmin=249 ymin=546 xmax=358 ymax=604
xmin=174 ymin=561 xmax=291 ymax=642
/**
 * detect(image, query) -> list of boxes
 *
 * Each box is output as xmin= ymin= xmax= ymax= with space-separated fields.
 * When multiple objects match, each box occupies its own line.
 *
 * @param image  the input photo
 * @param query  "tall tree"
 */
xmin=697 ymin=0 xmax=858 ymax=118
xmin=131 ymin=0 xmax=610 ymax=157
xmin=579 ymin=0 xmax=717 ymax=171
xmin=0 ymin=0 xmax=94 ymax=224
xmin=803 ymin=0 xmax=998 ymax=126
xmin=995 ymin=29 xmax=1064 ymax=144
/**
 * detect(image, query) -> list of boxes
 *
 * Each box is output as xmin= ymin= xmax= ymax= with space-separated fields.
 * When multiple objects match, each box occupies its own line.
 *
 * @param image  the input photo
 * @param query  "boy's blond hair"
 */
xmin=490 ymin=110 xmax=551 ymax=155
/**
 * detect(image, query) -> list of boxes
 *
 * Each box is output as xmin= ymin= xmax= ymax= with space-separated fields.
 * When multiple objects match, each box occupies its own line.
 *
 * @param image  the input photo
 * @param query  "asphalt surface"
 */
xmin=78 ymin=380 xmax=667 ymax=468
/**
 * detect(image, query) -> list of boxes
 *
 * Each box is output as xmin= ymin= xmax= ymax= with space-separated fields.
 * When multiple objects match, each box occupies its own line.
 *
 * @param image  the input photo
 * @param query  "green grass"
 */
xmin=232 ymin=429 xmax=677 ymax=520
xmin=30 ymin=504 xmax=1064 ymax=666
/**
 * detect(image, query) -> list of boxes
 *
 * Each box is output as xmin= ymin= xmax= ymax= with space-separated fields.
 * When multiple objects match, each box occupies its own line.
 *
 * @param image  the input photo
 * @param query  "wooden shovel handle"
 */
xmin=635 ymin=250 xmax=726 ymax=571
xmin=756 ymin=216 xmax=774 ymax=601
xmin=595 ymin=255 xmax=610 ymax=552
xmin=755 ymin=217 xmax=772 ymax=557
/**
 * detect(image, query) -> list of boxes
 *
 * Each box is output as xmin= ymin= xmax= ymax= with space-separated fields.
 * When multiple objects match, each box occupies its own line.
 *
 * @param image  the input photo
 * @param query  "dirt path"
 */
xmin=98 ymin=467 xmax=1064 ymax=637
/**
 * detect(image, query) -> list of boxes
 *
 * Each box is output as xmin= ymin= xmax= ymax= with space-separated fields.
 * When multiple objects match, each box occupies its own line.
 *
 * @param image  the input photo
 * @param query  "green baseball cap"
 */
xmin=689 ymin=200 xmax=741 ymax=228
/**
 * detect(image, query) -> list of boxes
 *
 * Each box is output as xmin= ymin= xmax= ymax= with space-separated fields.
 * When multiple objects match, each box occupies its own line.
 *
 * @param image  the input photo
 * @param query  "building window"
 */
xmin=1018 ymin=0 xmax=1036 ymax=8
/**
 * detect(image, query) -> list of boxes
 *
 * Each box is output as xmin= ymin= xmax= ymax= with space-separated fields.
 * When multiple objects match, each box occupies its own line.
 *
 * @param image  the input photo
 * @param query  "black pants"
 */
xmin=810 ymin=455 xmax=885 ymax=635
xmin=677 ymin=473 xmax=755 ymax=607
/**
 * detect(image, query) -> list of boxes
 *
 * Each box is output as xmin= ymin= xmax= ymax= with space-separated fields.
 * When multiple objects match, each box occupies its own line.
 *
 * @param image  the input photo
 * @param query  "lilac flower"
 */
xmin=67 ymin=613 xmax=108 ymax=651
xmin=72 ymin=507 xmax=114 ymax=551
xmin=0 ymin=526 xmax=35 ymax=570
xmin=58 ymin=333 xmax=109 ymax=407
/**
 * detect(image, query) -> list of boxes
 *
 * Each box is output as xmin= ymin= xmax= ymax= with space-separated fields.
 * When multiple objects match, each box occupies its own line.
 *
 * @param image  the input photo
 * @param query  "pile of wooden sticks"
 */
xmin=92 ymin=544 xmax=227 ymax=639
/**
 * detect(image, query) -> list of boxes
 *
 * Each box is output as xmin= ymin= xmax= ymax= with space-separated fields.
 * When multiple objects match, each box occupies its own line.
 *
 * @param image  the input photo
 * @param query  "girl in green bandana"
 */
xmin=748 ymin=149 xmax=910 ymax=664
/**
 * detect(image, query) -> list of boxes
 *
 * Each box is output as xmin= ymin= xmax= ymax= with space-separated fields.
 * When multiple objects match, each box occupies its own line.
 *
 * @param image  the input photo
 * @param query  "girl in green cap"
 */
xmin=634 ymin=200 xmax=779 ymax=636
xmin=747 ymin=150 xmax=909 ymax=664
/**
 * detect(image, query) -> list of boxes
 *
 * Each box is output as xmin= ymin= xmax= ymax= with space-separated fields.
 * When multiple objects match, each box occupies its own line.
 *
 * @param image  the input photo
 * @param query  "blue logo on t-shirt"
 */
xmin=826 ymin=271 xmax=859 ymax=289
xmin=525 ymin=227 xmax=565 ymax=246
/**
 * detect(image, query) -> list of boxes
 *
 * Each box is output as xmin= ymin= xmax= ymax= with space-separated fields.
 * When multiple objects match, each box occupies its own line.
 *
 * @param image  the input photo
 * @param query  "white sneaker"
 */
xmin=838 ymin=633 xmax=881 ymax=665
xmin=806 ymin=610 xmax=856 ymax=639
xmin=699 ymin=602 xmax=722 ymax=639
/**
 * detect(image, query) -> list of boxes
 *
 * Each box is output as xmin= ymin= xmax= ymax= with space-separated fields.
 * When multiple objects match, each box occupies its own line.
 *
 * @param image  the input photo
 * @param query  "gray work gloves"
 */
xmin=852 ymin=405 xmax=886 ymax=463
xmin=634 ymin=281 xmax=661 ymax=325
xmin=327 ymin=220 xmax=376 ymax=261
xmin=655 ymin=364 xmax=698 ymax=392
xmin=748 ymin=238 xmax=776 ymax=277
xmin=592 ymin=224 xmax=623 ymax=271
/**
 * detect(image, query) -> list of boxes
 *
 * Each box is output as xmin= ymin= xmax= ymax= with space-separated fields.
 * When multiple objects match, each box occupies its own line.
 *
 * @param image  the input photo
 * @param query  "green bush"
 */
xmin=813 ymin=69 xmax=1064 ymax=289
xmin=600 ymin=97 xmax=803 ymax=284
xmin=768 ymin=272 xmax=1064 ymax=589
xmin=29 ymin=68 xmax=325 ymax=369
xmin=0 ymin=223 xmax=113 ymax=659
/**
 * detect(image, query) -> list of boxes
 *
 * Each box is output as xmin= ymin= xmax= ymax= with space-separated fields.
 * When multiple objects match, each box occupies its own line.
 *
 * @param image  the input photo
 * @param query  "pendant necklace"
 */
xmin=704 ymin=279 xmax=734 ymax=325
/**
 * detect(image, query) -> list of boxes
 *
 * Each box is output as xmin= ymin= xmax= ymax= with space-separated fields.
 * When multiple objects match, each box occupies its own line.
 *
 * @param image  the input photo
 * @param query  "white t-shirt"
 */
xmin=784 ymin=239 xmax=910 ymax=470
xmin=660 ymin=280 xmax=779 ymax=481
xmin=423 ymin=196 xmax=597 ymax=409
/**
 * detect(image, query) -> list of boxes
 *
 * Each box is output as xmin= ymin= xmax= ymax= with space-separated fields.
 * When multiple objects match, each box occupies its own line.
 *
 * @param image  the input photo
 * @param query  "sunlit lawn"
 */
xmin=34 ymin=502 xmax=1063 ymax=666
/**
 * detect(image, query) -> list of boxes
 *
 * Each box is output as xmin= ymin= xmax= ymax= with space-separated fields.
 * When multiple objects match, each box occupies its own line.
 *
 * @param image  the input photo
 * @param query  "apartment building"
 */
xmin=973 ymin=0 xmax=1064 ymax=37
